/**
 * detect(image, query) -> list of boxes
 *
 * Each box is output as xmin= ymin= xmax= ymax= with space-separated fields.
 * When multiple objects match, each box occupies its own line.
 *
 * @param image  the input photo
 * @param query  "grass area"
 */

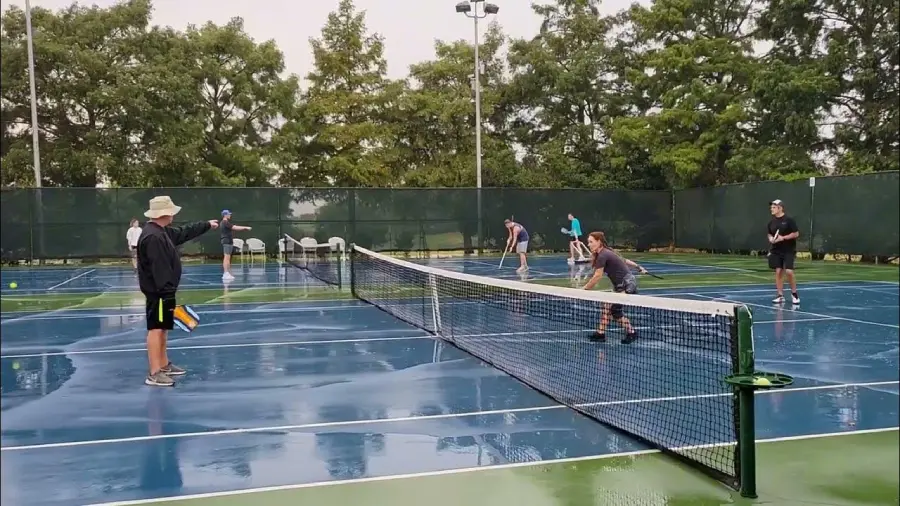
xmin=0 ymin=286 xmax=349 ymax=313
xmin=142 ymin=430 xmax=900 ymax=506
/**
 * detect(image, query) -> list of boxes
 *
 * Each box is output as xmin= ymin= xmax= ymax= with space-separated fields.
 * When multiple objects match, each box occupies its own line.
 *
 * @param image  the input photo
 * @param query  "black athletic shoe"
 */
xmin=621 ymin=331 xmax=638 ymax=344
xmin=590 ymin=331 xmax=607 ymax=342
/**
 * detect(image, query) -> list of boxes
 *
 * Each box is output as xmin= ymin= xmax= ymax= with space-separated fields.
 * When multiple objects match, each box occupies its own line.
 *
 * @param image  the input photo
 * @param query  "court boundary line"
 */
xmin=4 ymin=380 xmax=896 ymax=452
xmin=686 ymin=293 xmax=900 ymax=329
xmin=46 ymin=269 xmax=96 ymax=290
xmin=0 ymin=316 xmax=837 ymax=359
xmin=82 ymin=426 xmax=900 ymax=506
xmin=0 ymin=299 xmax=362 ymax=316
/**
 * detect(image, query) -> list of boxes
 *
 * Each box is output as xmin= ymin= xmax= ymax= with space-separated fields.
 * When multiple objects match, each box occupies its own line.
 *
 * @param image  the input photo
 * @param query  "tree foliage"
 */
xmin=1 ymin=0 xmax=897 ymax=190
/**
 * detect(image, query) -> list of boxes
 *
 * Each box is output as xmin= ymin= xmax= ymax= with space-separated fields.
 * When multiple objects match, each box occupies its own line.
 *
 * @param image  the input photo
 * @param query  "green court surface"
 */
xmin=118 ymin=430 xmax=900 ymax=506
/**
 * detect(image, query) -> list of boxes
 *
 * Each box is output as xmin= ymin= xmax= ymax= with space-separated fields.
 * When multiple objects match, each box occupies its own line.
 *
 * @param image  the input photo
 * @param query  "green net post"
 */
xmin=727 ymin=306 xmax=794 ymax=498
xmin=736 ymin=305 xmax=757 ymax=498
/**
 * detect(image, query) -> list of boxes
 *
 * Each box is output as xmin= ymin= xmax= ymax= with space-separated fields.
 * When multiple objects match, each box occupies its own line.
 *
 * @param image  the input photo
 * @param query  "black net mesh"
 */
xmin=283 ymin=234 xmax=343 ymax=288
xmin=350 ymin=245 xmax=743 ymax=490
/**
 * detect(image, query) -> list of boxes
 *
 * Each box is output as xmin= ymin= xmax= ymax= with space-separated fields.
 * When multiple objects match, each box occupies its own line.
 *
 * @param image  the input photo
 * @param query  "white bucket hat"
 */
xmin=144 ymin=196 xmax=182 ymax=219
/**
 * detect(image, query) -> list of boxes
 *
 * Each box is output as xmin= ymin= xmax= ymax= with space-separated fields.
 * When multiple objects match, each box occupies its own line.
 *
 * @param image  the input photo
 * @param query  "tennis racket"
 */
xmin=560 ymin=227 xmax=571 ymax=235
xmin=643 ymin=270 xmax=664 ymax=280
xmin=768 ymin=230 xmax=780 ymax=254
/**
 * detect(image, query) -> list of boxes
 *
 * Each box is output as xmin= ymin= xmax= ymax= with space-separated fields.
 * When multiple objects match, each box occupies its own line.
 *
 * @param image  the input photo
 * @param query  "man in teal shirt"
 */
xmin=567 ymin=213 xmax=588 ymax=263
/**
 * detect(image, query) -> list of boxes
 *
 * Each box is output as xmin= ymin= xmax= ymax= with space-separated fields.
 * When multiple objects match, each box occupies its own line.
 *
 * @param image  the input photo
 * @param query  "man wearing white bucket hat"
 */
xmin=137 ymin=196 xmax=219 ymax=387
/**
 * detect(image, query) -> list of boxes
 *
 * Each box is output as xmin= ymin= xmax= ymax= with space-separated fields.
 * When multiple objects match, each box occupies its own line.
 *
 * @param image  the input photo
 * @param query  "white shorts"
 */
xmin=516 ymin=241 xmax=528 ymax=254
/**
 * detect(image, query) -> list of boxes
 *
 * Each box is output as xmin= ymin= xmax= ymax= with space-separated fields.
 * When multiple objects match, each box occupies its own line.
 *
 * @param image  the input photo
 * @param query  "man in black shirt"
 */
xmin=767 ymin=199 xmax=800 ymax=305
xmin=137 ymin=196 xmax=218 ymax=386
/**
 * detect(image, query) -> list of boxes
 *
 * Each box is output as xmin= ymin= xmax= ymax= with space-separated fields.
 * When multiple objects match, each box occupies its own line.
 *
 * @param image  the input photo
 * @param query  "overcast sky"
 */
xmin=1 ymin=0 xmax=636 ymax=80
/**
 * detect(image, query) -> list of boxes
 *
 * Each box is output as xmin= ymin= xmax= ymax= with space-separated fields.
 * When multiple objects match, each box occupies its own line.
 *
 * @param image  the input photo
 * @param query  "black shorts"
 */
xmin=768 ymin=250 xmax=796 ymax=270
xmin=570 ymin=235 xmax=581 ymax=244
xmin=146 ymin=296 xmax=176 ymax=331
xmin=609 ymin=275 xmax=638 ymax=319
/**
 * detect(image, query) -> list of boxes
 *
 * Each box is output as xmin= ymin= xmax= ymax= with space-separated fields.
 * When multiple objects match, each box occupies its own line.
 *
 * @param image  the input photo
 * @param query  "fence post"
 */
xmin=348 ymin=188 xmax=357 ymax=247
xmin=670 ymin=189 xmax=677 ymax=251
xmin=808 ymin=177 xmax=816 ymax=259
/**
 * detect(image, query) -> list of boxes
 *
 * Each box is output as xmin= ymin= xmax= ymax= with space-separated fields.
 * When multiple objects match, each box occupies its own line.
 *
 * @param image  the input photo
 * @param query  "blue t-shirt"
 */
xmin=513 ymin=223 xmax=529 ymax=242
xmin=570 ymin=218 xmax=582 ymax=237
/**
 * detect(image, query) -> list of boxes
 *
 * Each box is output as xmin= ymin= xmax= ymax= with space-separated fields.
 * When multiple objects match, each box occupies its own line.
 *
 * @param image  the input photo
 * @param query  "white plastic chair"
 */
xmin=231 ymin=238 xmax=245 ymax=260
xmin=328 ymin=236 xmax=347 ymax=260
xmin=298 ymin=237 xmax=319 ymax=254
xmin=245 ymin=238 xmax=266 ymax=260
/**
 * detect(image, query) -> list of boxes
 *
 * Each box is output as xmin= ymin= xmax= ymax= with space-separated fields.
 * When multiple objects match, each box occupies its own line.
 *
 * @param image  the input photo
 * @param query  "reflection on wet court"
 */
xmin=1 ymin=258 xmax=898 ymax=505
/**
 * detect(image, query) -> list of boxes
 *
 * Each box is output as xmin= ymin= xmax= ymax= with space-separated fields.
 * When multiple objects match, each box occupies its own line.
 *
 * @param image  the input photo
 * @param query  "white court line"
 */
xmin=687 ymin=293 xmax=900 ymax=329
xmin=0 ymin=317 xmax=833 ymax=359
xmin=638 ymin=260 xmax=754 ymax=273
xmin=657 ymin=284 xmax=888 ymax=296
xmin=46 ymin=269 xmax=96 ymax=291
xmin=0 ymin=299 xmax=360 ymax=316
xmin=83 ymin=427 xmax=900 ymax=506
xmin=0 ymin=335 xmax=433 ymax=359
xmin=3 ymin=380 xmax=896 ymax=452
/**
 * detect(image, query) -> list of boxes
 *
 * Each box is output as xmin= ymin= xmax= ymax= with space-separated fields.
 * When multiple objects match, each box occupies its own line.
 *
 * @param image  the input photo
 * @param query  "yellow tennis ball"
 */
xmin=12 ymin=361 xmax=20 ymax=370
xmin=753 ymin=377 xmax=772 ymax=386
xmin=9 ymin=282 xmax=17 ymax=289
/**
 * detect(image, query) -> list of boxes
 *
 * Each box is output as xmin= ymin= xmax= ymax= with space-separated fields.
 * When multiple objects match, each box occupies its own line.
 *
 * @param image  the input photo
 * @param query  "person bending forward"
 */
xmin=582 ymin=231 xmax=647 ymax=344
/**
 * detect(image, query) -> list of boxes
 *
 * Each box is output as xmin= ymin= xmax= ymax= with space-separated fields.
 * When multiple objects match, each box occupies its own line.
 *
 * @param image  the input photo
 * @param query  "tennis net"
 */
xmin=283 ymin=234 xmax=343 ymax=288
xmin=350 ymin=245 xmax=754 ymax=491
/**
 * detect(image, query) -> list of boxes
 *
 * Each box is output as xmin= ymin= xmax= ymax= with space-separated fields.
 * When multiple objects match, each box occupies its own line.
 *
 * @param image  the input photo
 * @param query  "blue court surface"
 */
xmin=0 ymin=254 xmax=743 ymax=296
xmin=1 ymin=261 xmax=898 ymax=505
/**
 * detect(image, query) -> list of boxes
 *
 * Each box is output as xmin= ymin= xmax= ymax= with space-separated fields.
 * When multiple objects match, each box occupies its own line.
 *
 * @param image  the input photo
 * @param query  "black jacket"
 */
xmin=137 ymin=221 xmax=211 ymax=297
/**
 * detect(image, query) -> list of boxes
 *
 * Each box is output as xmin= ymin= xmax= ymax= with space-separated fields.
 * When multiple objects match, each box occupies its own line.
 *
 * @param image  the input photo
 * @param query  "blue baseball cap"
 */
xmin=221 ymin=209 xmax=232 ymax=216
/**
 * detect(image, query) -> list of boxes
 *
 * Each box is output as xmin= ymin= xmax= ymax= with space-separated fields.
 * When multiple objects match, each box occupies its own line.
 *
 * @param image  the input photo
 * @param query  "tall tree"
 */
xmin=1 ymin=0 xmax=155 ymax=187
xmin=295 ymin=0 xmax=396 ymax=187
xmin=393 ymin=23 xmax=517 ymax=187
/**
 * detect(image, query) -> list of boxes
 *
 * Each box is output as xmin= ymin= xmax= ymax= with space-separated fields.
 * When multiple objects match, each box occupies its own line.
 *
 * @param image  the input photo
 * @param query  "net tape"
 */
xmin=350 ymin=245 xmax=744 ymax=489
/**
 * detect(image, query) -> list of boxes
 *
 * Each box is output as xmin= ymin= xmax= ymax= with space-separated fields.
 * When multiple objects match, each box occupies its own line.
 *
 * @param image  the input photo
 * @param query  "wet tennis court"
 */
xmin=1 ymin=259 xmax=898 ymax=505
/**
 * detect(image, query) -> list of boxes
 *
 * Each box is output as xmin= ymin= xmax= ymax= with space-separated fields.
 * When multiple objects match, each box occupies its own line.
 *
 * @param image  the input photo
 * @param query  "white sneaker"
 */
xmin=791 ymin=294 xmax=800 ymax=305
xmin=772 ymin=294 xmax=785 ymax=304
xmin=567 ymin=258 xmax=575 ymax=265
xmin=222 ymin=272 xmax=235 ymax=281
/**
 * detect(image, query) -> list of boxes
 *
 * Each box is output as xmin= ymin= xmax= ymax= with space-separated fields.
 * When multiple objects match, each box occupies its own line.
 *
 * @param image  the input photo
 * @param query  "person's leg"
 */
xmin=516 ymin=241 xmax=529 ymax=271
xmin=569 ymin=241 xmax=577 ymax=262
xmin=592 ymin=303 xmax=612 ymax=341
xmin=145 ymin=297 xmax=174 ymax=386
xmin=783 ymin=252 xmax=799 ymax=303
xmin=618 ymin=277 xmax=639 ymax=343
xmin=158 ymin=297 xmax=186 ymax=376
xmin=131 ymin=248 xmax=137 ymax=269
xmin=222 ymin=244 xmax=233 ymax=276
xmin=769 ymin=252 xmax=785 ymax=302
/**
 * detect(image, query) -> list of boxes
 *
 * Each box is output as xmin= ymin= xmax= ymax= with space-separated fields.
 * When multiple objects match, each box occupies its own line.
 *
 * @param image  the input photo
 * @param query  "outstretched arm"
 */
xmin=232 ymin=224 xmax=253 ymax=232
xmin=166 ymin=221 xmax=216 ymax=246
xmin=623 ymin=258 xmax=647 ymax=273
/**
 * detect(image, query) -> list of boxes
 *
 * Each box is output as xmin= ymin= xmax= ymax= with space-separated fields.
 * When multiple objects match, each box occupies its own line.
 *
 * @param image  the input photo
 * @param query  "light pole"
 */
xmin=24 ymin=0 xmax=45 ymax=263
xmin=24 ymin=0 xmax=42 ymax=188
xmin=455 ymin=0 xmax=498 ymax=253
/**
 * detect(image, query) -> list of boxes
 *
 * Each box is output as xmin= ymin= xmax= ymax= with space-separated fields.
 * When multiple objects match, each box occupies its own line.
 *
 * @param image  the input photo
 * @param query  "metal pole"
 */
xmin=25 ymin=0 xmax=45 ymax=264
xmin=473 ymin=9 xmax=484 ymax=253
xmin=25 ymin=0 xmax=42 ymax=187
xmin=473 ymin=13 xmax=482 ymax=190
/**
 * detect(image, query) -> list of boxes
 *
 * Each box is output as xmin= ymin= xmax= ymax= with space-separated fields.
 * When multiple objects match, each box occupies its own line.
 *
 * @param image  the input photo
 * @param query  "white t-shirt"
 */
xmin=126 ymin=226 xmax=142 ymax=248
